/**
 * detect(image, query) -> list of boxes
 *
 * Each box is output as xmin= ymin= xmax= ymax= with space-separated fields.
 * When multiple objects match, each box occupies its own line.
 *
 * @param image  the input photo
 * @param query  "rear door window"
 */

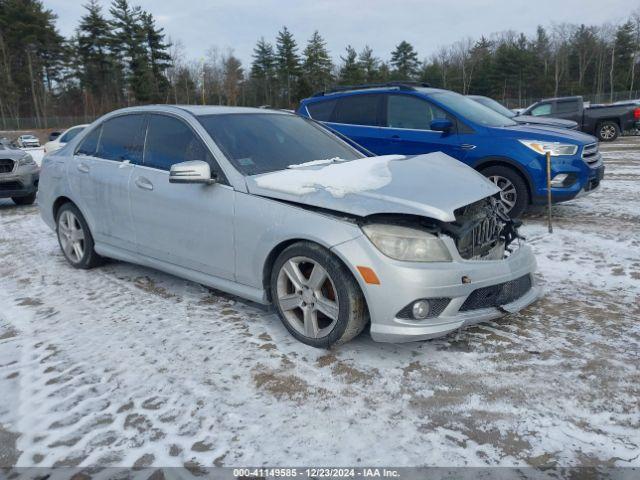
xmin=386 ymin=95 xmax=450 ymax=130
xmin=144 ymin=114 xmax=224 ymax=179
xmin=334 ymin=94 xmax=383 ymax=126
xmin=96 ymin=114 xmax=145 ymax=163
xmin=306 ymin=99 xmax=337 ymax=121
xmin=76 ymin=126 xmax=101 ymax=156
xmin=554 ymin=100 xmax=579 ymax=114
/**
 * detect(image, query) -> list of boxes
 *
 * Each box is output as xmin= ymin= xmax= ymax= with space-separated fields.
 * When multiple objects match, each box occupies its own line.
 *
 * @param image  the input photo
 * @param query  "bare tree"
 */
xmin=550 ymin=23 xmax=571 ymax=96
xmin=452 ymin=38 xmax=475 ymax=94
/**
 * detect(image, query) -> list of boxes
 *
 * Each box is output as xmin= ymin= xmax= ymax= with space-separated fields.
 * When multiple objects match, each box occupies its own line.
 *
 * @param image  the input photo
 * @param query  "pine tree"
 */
xmin=275 ymin=26 xmax=300 ymax=107
xmin=339 ymin=45 xmax=363 ymax=85
xmin=302 ymin=30 xmax=333 ymax=94
xmin=77 ymin=0 xmax=122 ymax=111
xmin=390 ymin=40 xmax=419 ymax=80
xmin=613 ymin=21 xmax=635 ymax=91
xmin=251 ymin=37 xmax=276 ymax=105
xmin=140 ymin=11 xmax=171 ymax=102
xmin=358 ymin=45 xmax=380 ymax=83
xmin=109 ymin=0 xmax=152 ymax=103
xmin=467 ymin=36 xmax=493 ymax=95
xmin=0 ymin=0 xmax=65 ymax=127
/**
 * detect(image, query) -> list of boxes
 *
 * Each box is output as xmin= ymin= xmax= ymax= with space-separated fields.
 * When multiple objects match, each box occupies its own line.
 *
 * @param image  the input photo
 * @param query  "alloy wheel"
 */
xmin=488 ymin=175 xmax=517 ymax=212
xmin=276 ymin=256 xmax=339 ymax=339
xmin=58 ymin=210 xmax=86 ymax=263
xmin=600 ymin=124 xmax=616 ymax=140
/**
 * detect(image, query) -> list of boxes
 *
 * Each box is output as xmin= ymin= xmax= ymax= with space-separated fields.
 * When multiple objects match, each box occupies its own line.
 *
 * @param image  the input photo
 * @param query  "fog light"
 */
xmin=412 ymin=300 xmax=431 ymax=319
xmin=550 ymin=174 xmax=569 ymax=187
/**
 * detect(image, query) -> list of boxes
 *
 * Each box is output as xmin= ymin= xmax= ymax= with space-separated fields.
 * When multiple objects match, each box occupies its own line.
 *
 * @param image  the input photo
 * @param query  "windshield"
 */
xmin=197 ymin=113 xmax=363 ymax=175
xmin=431 ymin=91 xmax=518 ymax=127
xmin=470 ymin=96 xmax=516 ymax=118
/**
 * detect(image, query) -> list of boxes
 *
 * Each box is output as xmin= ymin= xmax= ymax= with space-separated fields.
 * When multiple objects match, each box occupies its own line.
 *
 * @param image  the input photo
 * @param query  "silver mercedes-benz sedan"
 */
xmin=38 ymin=105 xmax=541 ymax=348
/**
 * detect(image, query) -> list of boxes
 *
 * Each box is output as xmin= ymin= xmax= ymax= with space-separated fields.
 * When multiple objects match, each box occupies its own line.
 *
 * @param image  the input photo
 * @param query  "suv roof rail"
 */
xmin=312 ymin=81 xmax=432 ymax=97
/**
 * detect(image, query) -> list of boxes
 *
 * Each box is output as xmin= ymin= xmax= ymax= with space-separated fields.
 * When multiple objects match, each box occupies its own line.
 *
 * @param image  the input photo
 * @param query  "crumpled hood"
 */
xmin=246 ymin=152 xmax=500 ymax=222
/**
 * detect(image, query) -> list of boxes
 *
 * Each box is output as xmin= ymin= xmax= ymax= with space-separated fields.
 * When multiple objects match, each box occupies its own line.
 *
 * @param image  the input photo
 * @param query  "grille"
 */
xmin=582 ymin=143 xmax=601 ymax=165
xmin=0 ymin=159 xmax=14 ymax=174
xmin=454 ymin=198 xmax=505 ymax=260
xmin=0 ymin=181 xmax=21 ymax=191
xmin=460 ymin=274 xmax=532 ymax=312
xmin=397 ymin=298 xmax=450 ymax=319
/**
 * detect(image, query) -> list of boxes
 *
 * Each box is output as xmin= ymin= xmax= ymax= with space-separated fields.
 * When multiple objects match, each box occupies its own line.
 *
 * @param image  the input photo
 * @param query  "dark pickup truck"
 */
xmin=522 ymin=95 xmax=640 ymax=141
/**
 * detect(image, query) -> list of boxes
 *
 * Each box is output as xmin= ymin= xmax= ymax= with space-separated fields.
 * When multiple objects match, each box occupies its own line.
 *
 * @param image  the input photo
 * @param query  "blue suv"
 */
xmin=297 ymin=83 xmax=605 ymax=217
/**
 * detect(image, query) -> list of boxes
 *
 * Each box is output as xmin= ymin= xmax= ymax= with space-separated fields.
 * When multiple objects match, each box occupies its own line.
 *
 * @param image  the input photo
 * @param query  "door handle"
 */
xmin=390 ymin=135 xmax=401 ymax=142
xmin=135 ymin=177 xmax=154 ymax=191
xmin=77 ymin=163 xmax=89 ymax=173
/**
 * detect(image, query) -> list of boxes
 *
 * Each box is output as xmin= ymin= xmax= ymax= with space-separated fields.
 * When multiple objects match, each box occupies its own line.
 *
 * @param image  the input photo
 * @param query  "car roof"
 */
xmin=106 ymin=105 xmax=292 ymax=117
xmin=535 ymin=95 xmax=583 ymax=103
xmin=303 ymin=84 xmax=450 ymax=102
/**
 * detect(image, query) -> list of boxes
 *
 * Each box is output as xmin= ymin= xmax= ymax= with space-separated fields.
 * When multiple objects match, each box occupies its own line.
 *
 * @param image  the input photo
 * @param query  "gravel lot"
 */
xmin=0 ymin=138 xmax=638 ymax=469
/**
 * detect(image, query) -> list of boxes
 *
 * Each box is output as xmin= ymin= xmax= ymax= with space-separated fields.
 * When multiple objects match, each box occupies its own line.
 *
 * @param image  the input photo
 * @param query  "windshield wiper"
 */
xmin=287 ymin=157 xmax=348 ymax=169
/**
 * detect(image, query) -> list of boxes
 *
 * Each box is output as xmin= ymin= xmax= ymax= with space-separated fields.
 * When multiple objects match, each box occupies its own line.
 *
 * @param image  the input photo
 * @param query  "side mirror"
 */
xmin=169 ymin=160 xmax=216 ymax=185
xmin=430 ymin=118 xmax=453 ymax=133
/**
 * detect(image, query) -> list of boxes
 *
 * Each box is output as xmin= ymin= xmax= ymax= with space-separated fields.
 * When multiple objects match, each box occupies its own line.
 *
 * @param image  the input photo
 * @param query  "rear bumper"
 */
xmin=331 ymin=235 xmax=541 ymax=343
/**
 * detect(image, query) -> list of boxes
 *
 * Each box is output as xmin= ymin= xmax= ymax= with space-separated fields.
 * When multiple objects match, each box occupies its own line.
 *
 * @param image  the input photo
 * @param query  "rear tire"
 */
xmin=597 ymin=121 xmax=620 ymax=142
xmin=56 ymin=203 xmax=103 ymax=269
xmin=12 ymin=193 xmax=36 ymax=205
xmin=270 ymin=242 xmax=368 ymax=348
xmin=480 ymin=165 xmax=530 ymax=218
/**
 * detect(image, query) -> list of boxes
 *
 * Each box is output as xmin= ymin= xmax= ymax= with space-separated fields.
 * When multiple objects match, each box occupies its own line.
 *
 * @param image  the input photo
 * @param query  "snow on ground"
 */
xmin=0 ymin=139 xmax=639 ymax=469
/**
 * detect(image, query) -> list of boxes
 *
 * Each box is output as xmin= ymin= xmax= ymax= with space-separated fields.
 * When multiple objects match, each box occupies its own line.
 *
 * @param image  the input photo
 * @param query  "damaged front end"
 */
xmin=359 ymin=194 xmax=522 ymax=262
xmin=443 ymin=195 xmax=522 ymax=261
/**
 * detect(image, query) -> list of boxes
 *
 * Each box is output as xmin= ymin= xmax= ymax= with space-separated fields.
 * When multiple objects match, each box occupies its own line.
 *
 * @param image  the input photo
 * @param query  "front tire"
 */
xmin=270 ymin=242 xmax=368 ymax=348
xmin=56 ymin=203 xmax=102 ymax=269
xmin=597 ymin=121 xmax=620 ymax=142
xmin=480 ymin=165 xmax=530 ymax=218
xmin=12 ymin=193 xmax=36 ymax=205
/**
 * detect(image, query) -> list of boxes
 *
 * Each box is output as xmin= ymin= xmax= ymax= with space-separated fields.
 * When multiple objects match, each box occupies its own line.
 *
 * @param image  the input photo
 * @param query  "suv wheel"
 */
xmin=597 ymin=121 xmax=620 ymax=142
xmin=480 ymin=165 xmax=529 ymax=218
xmin=271 ymin=242 xmax=368 ymax=348
xmin=56 ymin=203 xmax=103 ymax=269
xmin=12 ymin=193 xmax=36 ymax=205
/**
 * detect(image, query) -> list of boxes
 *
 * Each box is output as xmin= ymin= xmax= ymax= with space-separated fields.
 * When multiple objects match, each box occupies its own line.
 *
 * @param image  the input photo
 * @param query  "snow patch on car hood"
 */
xmin=247 ymin=152 xmax=500 ymax=222
xmin=255 ymin=155 xmax=401 ymax=198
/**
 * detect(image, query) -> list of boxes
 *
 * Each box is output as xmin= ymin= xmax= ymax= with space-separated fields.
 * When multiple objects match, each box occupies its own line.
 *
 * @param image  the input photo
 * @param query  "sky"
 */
xmin=46 ymin=0 xmax=632 ymax=66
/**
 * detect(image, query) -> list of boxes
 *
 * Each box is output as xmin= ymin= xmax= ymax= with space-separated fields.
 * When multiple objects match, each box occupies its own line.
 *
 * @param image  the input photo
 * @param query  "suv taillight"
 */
xmin=634 ymin=107 xmax=640 ymax=120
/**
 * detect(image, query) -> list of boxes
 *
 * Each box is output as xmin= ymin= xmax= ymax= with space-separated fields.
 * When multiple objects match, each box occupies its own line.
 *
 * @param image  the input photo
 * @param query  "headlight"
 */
xmin=519 ymin=139 xmax=578 ymax=156
xmin=362 ymin=224 xmax=452 ymax=262
xmin=17 ymin=154 xmax=36 ymax=166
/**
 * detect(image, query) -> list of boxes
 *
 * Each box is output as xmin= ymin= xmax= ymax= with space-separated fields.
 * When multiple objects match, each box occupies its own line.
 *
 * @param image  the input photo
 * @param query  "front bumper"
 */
xmin=332 ymin=235 xmax=541 ymax=343
xmin=532 ymin=161 xmax=605 ymax=205
xmin=0 ymin=169 xmax=40 ymax=198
